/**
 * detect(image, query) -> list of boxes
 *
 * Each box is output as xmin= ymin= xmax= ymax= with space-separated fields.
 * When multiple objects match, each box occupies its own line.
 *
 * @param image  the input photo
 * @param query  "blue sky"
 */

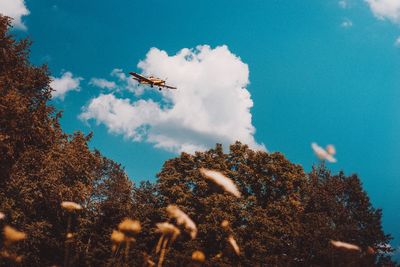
xmin=2 ymin=0 xmax=400 ymax=256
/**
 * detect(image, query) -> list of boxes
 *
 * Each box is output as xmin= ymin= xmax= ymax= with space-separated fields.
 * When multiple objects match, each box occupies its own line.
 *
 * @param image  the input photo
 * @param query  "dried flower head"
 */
xmin=221 ymin=220 xmax=229 ymax=229
xmin=199 ymin=168 xmax=241 ymax=198
xmin=192 ymin=250 xmax=205 ymax=262
xmin=330 ymin=240 xmax=361 ymax=251
xmin=61 ymin=201 xmax=82 ymax=212
xmin=3 ymin=225 xmax=27 ymax=243
xmin=156 ymin=222 xmax=181 ymax=241
xmin=118 ymin=218 xmax=141 ymax=236
xmin=166 ymin=205 xmax=197 ymax=239
xmin=15 ymin=255 xmax=23 ymax=263
xmin=367 ymin=246 xmax=375 ymax=255
xmin=311 ymin=143 xmax=337 ymax=163
xmin=111 ymin=230 xmax=125 ymax=243
xmin=326 ymin=144 xmax=336 ymax=155
xmin=147 ymin=259 xmax=155 ymax=266
xmin=228 ymin=235 xmax=240 ymax=256
xmin=214 ymin=252 xmax=222 ymax=259
xmin=0 ymin=212 xmax=5 ymax=220
xmin=0 ymin=251 xmax=23 ymax=262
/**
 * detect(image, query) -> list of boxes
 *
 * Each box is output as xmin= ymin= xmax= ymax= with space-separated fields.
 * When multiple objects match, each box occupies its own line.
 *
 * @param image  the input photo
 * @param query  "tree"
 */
xmin=298 ymin=165 xmax=394 ymax=266
xmin=153 ymin=143 xmax=395 ymax=266
xmin=0 ymin=15 xmax=135 ymax=266
xmin=155 ymin=142 xmax=307 ymax=266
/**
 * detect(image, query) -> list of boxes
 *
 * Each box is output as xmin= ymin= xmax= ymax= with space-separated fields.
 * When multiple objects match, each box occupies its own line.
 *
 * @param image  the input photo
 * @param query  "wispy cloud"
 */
xmin=341 ymin=18 xmax=353 ymax=28
xmin=394 ymin=36 xmax=400 ymax=46
xmin=79 ymin=94 xmax=161 ymax=141
xmin=339 ymin=0 xmax=348 ymax=9
xmin=80 ymin=45 xmax=265 ymax=153
xmin=50 ymin=72 xmax=83 ymax=100
xmin=0 ymin=0 xmax=30 ymax=30
xmin=365 ymin=0 xmax=400 ymax=24
xmin=110 ymin=69 xmax=143 ymax=95
xmin=89 ymin=78 xmax=116 ymax=89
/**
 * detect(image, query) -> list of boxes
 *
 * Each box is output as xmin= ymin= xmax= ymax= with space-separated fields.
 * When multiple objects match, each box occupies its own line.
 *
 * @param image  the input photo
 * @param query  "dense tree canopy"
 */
xmin=153 ymin=143 xmax=394 ymax=266
xmin=0 ymin=15 xmax=397 ymax=266
xmin=0 ymin=15 xmax=135 ymax=266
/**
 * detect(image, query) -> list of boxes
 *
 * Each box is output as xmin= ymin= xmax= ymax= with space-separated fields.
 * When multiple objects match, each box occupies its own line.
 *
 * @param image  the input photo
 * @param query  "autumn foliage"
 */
xmin=0 ymin=15 xmax=397 ymax=266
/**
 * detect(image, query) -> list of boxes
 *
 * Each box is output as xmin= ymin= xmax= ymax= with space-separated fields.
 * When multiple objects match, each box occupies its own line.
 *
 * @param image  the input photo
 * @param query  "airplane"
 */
xmin=129 ymin=72 xmax=177 ymax=90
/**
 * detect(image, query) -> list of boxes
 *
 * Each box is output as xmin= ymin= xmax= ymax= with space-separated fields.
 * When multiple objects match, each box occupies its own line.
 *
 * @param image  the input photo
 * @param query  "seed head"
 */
xmin=0 ymin=251 xmax=23 ymax=262
xmin=156 ymin=222 xmax=181 ymax=242
xmin=367 ymin=246 xmax=375 ymax=255
xmin=111 ymin=230 xmax=125 ymax=243
xmin=3 ymin=225 xmax=27 ymax=243
xmin=221 ymin=220 xmax=229 ymax=229
xmin=118 ymin=218 xmax=141 ymax=236
xmin=326 ymin=144 xmax=336 ymax=155
xmin=199 ymin=168 xmax=241 ymax=198
xmin=228 ymin=235 xmax=240 ymax=256
xmin=166 ymin=205 xmax=197 ymax=239
xmin=192 ymin=250 xmax=205 ymax=262
xmin=330 ymin=240 xmax=361 ymax=251
xmin=61 ymin=201 xmax=82 ymax=212
xmin=311 ymin=143 xmax=337 ymax=163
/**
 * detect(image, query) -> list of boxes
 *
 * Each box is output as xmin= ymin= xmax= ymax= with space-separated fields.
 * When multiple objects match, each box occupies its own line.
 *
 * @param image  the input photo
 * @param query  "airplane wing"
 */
xmin=129 ymin=72 xmax=153 ymax=83
xmin=163 ymin=84 xmax=177 ymax=90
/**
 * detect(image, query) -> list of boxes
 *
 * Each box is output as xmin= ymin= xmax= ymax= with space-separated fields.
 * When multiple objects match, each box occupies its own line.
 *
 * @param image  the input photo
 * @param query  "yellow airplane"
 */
xmin=129 ymin=72 xmax=177 ymax=90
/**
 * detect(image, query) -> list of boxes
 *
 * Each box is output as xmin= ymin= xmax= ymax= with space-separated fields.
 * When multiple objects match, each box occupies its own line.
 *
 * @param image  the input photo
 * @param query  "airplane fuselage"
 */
xmin=134 ymin=77 xmax=165 ymax=86
xmin=129 ymin=72 xmax=176 ymax=90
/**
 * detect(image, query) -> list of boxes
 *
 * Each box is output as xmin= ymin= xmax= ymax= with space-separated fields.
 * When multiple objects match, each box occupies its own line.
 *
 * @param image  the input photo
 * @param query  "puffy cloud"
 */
xmin=394 ymin=36 xmax=400 ymax=46
xmin=50 ymin=72 xmax=83 ymax=100
xmin=90 ymin=70 xmax=142 ymax=94
xmin=110 ymin=68 xmax=144 ymax=95
xmin=0 ymin=0 xmax=30 ymax=30
xmin=80 ymin=45 xmax=265 ymax=153
xmin=89 ymin=78 xmax=116 ymax=89
xmin=341 ymin=18 xmax=353 ymax=28
xmin=79 ymin=94 xmax=161 ymax=141
xmin=365 ymin=0 xmax=400 ymax=23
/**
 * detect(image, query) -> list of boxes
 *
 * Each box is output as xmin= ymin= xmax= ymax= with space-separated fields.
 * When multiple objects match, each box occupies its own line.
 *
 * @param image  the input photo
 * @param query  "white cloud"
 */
xmin=339 ymin=0 xmax=348 ymax=9
xmin=365 ymin=0 xmax=400 ymax=24
xmin=80 ymin=94 xmax=161 ymax=141
xmin=50 ymin=72 xmax=83 ymax=100
xmin=394 ymin=36 xmax=400 ymax=46
xmin=110 ymin=68 xmax=144 ymax=95
xmin=80 ymin=45 xmax=265 ymax=153
xmin=89 ymin=78 xmax=116 ymax=89
xmin=341 ymin=18 xmax=353 ymax=28
xmin=0 ymin=0 xmax=30 ymax=30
